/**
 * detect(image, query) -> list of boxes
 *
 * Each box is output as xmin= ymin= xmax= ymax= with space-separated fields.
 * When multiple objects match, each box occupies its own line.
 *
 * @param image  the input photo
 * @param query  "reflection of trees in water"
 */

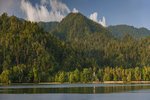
xmin=1 ymin=85 xmax=150 ymax=94
xmin=96 ymin=85 xmax=150 ymax=93
xmin=93 ymin=86 xmax=96 ymax=94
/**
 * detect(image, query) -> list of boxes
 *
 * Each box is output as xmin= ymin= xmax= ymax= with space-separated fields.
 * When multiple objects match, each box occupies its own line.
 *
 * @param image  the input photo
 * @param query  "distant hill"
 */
xmin=38 ymin=15 xmax=150 ymax=40
xmin=38 ymin=21 xmax=58 ymax=32
xmin=108 ymin=25 xmax=150 ymax=39
xmin=51 ymin=13 xmax=110 ymax=41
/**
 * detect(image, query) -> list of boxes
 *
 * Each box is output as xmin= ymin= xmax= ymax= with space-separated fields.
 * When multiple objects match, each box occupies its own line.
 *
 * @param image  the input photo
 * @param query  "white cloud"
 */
xmin=89 ymin=12 xmax=98 ymax=22
xmin=50 ymin=0 xmax=70 ymax=14
xmin=72 ymin=8 xmax=79 ymax=13
xmin=89 ymin=12 xmax=106 ymax=27
xmin=21 ymin=0 xmax=70 ymax=22
xmin=99 ymin=16 xmax=106 ymax=27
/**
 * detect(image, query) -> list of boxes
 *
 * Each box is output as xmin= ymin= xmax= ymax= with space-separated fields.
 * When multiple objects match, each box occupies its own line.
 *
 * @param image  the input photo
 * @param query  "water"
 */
xmin=0 ymin=83 xmax=150 ymax=100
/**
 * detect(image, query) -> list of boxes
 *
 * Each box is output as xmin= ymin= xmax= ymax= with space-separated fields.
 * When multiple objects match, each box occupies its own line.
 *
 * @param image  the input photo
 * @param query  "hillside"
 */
xmin=38 ymin=21 xmax=58 ymax=32
xmin=0 ymin=13 xmax=150 ymax=84
xmin=108 ymin=25 xmax=150 ymax=39
xmin=0 ymin=13 xmax=67 ymax=83
xmin=51 ymin=13 xmax=111 ymax=41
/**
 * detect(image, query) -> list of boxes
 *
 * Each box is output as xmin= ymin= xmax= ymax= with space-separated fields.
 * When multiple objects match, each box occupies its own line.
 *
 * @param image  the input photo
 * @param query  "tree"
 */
xmin=126 ymin=69 xmax=132 ymax=82
xmin=103 ymin=67 xmax=112 ymax=81
xmin=0 ymin=69 xmax=11 ymax=84
xmin=68 ymin=72 xmax=75 ymax=83
xmin=58 ymin=71 xmax=66 ymax=83
xmin=33 ymin=66 xmax=39 ymax=83
xmin=134 ymin=67 xmax=141 ymax=81
xmin=96 ymin=69 xmax=103 ymax=82
xmin=81 ymin=68 xmax=92 ymax=83
xmin=74 ymin=69 xmax=80 ymax=82
xmin=11 ymin=64 xmax=26 ymax=83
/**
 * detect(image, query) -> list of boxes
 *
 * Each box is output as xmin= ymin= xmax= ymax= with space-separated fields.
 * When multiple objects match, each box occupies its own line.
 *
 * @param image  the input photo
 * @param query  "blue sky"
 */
xmin=0 ymin=0 xmax=150 ymax=29
xmin=63 ymin=0 xmax=150 ymax=29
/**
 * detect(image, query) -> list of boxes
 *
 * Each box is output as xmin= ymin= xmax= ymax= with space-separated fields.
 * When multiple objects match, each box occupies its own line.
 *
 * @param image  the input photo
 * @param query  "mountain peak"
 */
xmin=66 ymin=12 xmax=85 ymax=17
xmin=61 ymin=12 xmax=88 ymax=23
xmin=52 ymin=12 xmax=109 ymax=41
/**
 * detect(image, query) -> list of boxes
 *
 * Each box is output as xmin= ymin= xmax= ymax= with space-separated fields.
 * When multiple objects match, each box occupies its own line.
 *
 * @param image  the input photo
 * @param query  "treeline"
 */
xmin=1 ymin=66 xmax=150 ymax=84
xmin=53 ymin=66 xmax=150 ymax=83
xmin=0 ymin=13 xmax=150 ymax=84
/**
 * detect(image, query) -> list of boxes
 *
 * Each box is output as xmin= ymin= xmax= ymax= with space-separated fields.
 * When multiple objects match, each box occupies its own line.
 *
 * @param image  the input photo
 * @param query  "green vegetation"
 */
xmin=38 ymin=21 xmax=58 ymax=32
xmin=53 ymin=66 xmax=150 ymax=83
xmin=51 ymin=13 xmax=110 ymax=41
xmin=108 ymin=25 xmax=150 ymax=39
xmin=0 ymin=13 xmax=150 ymax=84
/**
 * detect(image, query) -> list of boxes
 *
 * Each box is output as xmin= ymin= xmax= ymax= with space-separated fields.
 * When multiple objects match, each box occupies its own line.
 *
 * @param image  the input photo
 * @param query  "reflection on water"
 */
xmin=0 ymin=84 xmax=150 ymax=94
xmin=1 ymin=84 xmax=150 ymax=100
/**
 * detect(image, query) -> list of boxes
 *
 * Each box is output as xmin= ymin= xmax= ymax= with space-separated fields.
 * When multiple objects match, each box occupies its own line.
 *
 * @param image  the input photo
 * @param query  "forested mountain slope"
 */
xmin=108 ymin=25 xmax=150 ymax=39
xmin=51 ymin=13 xmax=111 ymax=41
xmin=38 ymin=21 xmax=58 ymax=32
xmin=0 ymin=13 xmax=149 ymax=84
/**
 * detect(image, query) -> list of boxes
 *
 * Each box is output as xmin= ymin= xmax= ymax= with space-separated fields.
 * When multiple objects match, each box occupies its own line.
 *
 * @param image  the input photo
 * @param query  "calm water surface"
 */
xmin=0 ymin=83 xmax=150 ymax=100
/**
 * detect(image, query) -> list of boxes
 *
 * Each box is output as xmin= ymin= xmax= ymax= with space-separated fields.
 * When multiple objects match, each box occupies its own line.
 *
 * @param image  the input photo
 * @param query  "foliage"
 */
xmin=0 ymin=13 xmax=150 ymax=84
xmin=51 ymin=13 xmax=111 ymax=41
xmin=108 ymin=25 xmax=150 ymax=39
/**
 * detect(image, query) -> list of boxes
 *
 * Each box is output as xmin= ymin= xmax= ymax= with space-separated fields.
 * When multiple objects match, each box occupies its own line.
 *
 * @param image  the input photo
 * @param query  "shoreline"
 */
xmin=1 ymin=81 xmax=150 ymax=85
xmin=39 ymin=81 xmax=150 ymax=84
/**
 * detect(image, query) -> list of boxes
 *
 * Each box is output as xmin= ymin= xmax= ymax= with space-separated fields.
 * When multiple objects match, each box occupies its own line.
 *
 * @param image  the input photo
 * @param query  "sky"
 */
xmin=0 ymin=0 xmax=150 ymax=29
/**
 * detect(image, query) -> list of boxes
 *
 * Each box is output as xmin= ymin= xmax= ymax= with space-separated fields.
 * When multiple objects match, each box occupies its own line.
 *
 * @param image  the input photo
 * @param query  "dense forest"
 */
xmin=0 ymin=13 xmax=150 ymax=84
xmin=108 ymin=25 xmax=150 ymax=39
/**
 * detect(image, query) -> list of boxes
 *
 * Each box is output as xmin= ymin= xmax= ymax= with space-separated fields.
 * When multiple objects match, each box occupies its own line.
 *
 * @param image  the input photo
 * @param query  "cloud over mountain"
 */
xmin=21 ymin=0 xmax=106 ymax=25
xmin=0 ymin=0 xmax=106 ymax=25
xmin=72 ymin=8 xmax=79 ymax=13
xmin=89 ymin=12 xmax=106 ymax=27
xmin=21 ymin=0 xmax=71 ymax=22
